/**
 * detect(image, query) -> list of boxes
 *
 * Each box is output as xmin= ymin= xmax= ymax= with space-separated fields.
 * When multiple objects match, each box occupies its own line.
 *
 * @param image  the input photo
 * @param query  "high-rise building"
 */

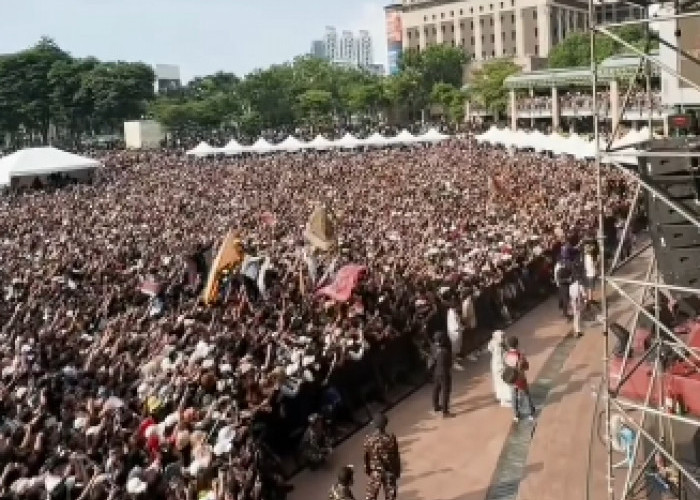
xmin=339 ymin=30 xmax=356 ymax=63
xmin=385 ymin=0 xmax=643 ymax=72
xmin=311 ymin=27 xmax=375 ymax=69
xmin=310 ymin=40 xmax=326 ymax=59
xmin=356 ymin=30 xmax=374 ymax=68
xmin=324 ymin=26 xmax=338 ymax=61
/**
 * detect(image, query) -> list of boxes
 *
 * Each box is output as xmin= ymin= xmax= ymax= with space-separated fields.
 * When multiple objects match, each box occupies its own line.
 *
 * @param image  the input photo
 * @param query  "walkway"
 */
xmin=290 ymin=253 xmax=650 ymax=500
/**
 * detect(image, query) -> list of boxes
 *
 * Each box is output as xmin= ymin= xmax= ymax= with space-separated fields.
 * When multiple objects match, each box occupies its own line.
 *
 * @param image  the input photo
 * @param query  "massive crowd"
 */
xmin=0 ymin=138 xmax=631 ymax=500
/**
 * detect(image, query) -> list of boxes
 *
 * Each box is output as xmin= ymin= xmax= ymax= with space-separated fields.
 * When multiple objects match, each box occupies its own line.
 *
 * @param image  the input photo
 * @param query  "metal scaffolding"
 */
xmin=589 ymin=1 xmax=700 ymax=499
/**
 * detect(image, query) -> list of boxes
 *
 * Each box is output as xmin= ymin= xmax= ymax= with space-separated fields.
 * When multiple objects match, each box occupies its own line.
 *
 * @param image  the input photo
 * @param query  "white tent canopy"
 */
xmin=333 ymin=133 xmax=361 ymax=149
xmin=387 ymin=129 xmax=420 ymax=145
xmin=186 ymin=141 xmax=219 ymax=157
xmin=306 ymin=135 xmax=334 ymax=150
xmin=362 ymin=132 xmax=389 ymax=147
xmin=474 ymin=126 xmax=645 ymax=163
xmin=276 ymin=135 xmax=306 ymax=152
xmin=222 ymin=139 xmax=245 ymax=156
xmin=0 ymin=147 xmax=101 ymax=187
xmin=417 ymin=128 xmax=450 ymax=143
xmin=248 ymin=138 xmax=275 ymax=154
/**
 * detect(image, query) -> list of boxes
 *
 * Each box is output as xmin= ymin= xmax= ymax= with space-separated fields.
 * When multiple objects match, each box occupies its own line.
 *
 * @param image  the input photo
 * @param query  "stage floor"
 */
xmin=290 ymin=254 xmax=653 ymax=500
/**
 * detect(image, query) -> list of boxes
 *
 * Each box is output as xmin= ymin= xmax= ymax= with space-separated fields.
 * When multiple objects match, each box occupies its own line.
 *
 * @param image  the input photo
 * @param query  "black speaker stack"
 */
xmin=638 ymin=138 xmax=700 ymax=295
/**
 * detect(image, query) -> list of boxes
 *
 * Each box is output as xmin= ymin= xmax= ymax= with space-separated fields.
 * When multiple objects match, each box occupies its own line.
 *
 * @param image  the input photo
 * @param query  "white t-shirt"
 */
xmin=584 ymin=253 xmax=596 ymax=278
xmin=569 ymin=282 xmax=585 ymax=311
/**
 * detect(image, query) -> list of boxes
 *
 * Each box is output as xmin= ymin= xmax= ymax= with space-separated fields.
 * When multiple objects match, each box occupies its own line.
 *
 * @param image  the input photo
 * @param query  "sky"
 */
xmin=0 ymin=0 xmax=389 ymax=82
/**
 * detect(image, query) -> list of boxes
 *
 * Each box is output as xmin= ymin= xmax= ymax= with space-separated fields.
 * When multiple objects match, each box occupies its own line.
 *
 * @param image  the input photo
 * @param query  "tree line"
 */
xmin=0 ymin=26 xmax=654 ymax=149
xmin=150 ymin=45 xmax=472 ymax=141
xmin=0 ymin=38 xmax=155 ymax=148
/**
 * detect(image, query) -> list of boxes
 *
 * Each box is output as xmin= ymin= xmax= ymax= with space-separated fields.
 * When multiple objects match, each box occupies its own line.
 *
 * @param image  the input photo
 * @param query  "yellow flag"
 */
xmin=202 ymin=231 xmax=244 ymax=305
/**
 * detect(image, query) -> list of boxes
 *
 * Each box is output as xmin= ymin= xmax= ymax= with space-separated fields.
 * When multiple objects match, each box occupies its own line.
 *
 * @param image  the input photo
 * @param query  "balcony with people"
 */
xmin=502 ymin=52 xmax=667 ymax=133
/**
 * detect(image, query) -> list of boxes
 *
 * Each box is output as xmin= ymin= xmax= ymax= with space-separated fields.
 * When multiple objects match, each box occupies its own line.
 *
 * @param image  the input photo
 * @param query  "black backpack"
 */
xmin=557 ymin=264 xmax=572 ymax=284
xmin=502 ymin=366 xmax=518 ymax=385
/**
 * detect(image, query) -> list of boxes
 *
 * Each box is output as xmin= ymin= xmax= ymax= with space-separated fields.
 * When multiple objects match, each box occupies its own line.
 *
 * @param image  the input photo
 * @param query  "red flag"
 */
xmin=316 ymin=264 xmax=367 ymax=303
xmin=139 ymin=279 xmax=163 ymax=297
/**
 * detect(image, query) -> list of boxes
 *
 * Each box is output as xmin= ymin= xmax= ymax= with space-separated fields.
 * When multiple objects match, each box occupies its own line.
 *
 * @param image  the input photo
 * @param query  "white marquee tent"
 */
xmin=475 ymin=126 xmax=648 ymax=164
xmin=362 ymin=132 xmax=389 ymax=147
xmin=276 ymin=136 xmax=306 ymax=152
xmin=417 ymin=128 xmax=450 ymax=143
xmin=333 ymin=133 xmax=362 ymax=149
xmin=186 ymin=141 xmax=219 ymax=157
xmin=222 ymin=139 xmax=245 ymax=156
xmin=186 ymin=129 xmax=454 ymax=158
xmin=306 ymin=135 xmax=334 ymax=150
xmin=0 ymin=147 xmax=101 ymax=187
xmin=248 ymin=138 xmax=275 ymax=154
xmin=387 ymin=129 xmax=419 ymax=145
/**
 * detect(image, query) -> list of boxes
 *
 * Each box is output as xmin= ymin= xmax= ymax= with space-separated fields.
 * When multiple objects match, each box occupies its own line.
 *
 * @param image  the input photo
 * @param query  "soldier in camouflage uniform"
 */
xmin=328 ymin=465 xmax=356 ymax=500
xmin=363 ymin=414 xmax=401 ymax=500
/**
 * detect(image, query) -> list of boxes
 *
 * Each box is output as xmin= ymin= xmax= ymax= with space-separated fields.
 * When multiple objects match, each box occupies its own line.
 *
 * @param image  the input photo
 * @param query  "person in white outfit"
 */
xmin=443 ymin=289 xmax=464 ymax=371
xmin=488 ymin=330 xmax=511 ymax=406
xmin=583 ymin=245 xmax=597 ymax=302
xmin=569 ymin=277 xmax=586 ymax=337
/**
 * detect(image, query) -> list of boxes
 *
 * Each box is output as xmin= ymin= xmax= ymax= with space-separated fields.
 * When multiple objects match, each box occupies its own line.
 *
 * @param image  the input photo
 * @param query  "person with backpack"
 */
xmin=503 ymin=336 xmax=536 ymax=422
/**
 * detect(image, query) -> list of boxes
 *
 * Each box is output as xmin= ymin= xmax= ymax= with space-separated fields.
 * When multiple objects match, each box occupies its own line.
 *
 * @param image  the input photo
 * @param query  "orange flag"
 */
xmin=202 ymin=231 xmax=244 ymax=305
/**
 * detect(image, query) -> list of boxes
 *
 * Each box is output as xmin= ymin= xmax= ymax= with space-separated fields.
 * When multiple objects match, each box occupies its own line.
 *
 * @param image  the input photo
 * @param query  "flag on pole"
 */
xmin=316 ymin=264 xmax=367 ymax=303
xmin=304 ymin=205 xmax=336 ymax=252
xmin=202 ymin=231 xmax=244 ymax=305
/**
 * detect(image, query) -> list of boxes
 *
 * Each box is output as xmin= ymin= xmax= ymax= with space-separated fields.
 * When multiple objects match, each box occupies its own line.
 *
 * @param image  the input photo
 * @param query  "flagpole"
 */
xmin=298 ymin=252 xmax=306 ymax=297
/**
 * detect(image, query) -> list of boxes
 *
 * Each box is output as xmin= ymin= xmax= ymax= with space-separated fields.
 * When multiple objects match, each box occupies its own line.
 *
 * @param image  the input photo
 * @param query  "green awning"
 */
xmin=504 ymin=51 xmax=660 ymax=89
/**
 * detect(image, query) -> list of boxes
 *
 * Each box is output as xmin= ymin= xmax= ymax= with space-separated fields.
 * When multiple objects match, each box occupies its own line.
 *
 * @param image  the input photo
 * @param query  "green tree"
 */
xmin=549 ymin=25 xmax=657 ymax=68
xmin=0 ymin=38 xmax=70 ymax=143
xmin=82 ymin=61 xmax=155 ymax=132
xmin=385 ymin=67 xmax=424 ymax=120
xmin=468 ymin=59 xmax=520 ymax=118
xmin=430 ymin=82 xmax=466 ymax=124
xmin=346 ymin=82 xmax=386 ymax=120
xmin=297 ymin=89 xmax=333 ymax=128
xmin=239 ymin=64 xmax=297 ymax=129
xmin=48 ymin=57 xmax=98 ymax=146
xmin=399 ymin=45 xmax=468 ymax=109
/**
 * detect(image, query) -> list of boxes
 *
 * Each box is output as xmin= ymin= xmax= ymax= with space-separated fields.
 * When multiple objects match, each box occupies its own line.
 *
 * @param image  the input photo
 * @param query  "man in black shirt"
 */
xmin=432 ymin=331 xmax=453 ymax=418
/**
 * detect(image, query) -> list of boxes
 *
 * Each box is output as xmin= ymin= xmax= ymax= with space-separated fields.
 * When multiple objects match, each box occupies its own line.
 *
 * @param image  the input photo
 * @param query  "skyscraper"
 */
xmin=311 ymin=27 xmax=374 ymax=69
xmin=356 ymin=30 xmax=373 ymax=68
xmin=339 ymin=30 xmax=356 ymax=63
xmin=324 ymin=26 xmax=338 ymax=61
xmin=310 ymin=40 xmax=326 ymax=59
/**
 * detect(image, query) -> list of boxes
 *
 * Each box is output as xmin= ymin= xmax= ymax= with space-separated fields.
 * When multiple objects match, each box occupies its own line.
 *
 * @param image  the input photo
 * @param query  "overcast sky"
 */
xmin=0 ymin=0 xmax=389 ymax=81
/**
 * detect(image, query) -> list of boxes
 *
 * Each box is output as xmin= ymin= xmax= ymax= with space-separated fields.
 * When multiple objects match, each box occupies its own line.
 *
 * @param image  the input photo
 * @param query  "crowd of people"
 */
xmin=0 ymin=138 xmax=631 ymax=500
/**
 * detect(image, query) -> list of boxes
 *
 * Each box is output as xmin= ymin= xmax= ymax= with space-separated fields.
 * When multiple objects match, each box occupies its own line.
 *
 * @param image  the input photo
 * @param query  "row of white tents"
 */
xmin=186 ymin=128 xmax=450 ymax=157
xmin=475 ymin=126 xmax=656 ymax=165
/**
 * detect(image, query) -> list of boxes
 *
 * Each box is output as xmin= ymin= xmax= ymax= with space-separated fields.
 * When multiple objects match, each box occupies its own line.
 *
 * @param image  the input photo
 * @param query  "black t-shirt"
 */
xmin=425 ymin=305 xmax=448 ymax=337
